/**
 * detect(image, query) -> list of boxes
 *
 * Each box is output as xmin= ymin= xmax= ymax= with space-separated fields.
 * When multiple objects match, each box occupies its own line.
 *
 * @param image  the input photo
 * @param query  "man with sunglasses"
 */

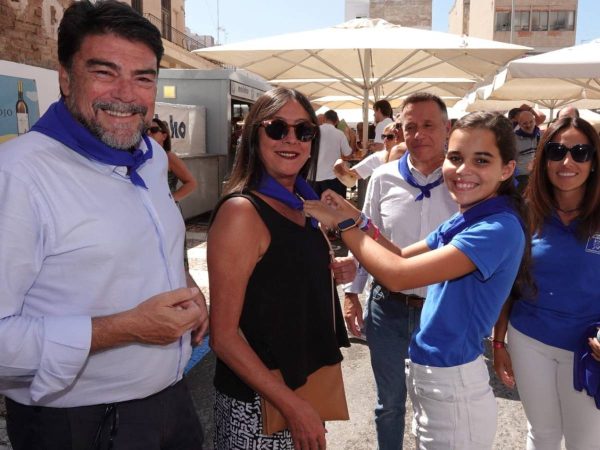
xmin=314 ymin=109 xmax=353 ymax=197
xmin=0 ymin=2 xmax=207 ymax=449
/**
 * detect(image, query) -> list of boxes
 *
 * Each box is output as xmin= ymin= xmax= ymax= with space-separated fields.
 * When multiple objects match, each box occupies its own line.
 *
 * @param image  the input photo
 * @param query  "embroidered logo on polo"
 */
xmin=585 ymin=233 xmax=600 ymax=254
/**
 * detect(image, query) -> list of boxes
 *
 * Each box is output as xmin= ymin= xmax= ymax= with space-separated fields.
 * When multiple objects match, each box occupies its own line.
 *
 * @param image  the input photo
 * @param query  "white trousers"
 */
xmin=508 ymin=324 xmax=600 ymax=450
xmin=407 ymin=356 xmax=497 ymax=450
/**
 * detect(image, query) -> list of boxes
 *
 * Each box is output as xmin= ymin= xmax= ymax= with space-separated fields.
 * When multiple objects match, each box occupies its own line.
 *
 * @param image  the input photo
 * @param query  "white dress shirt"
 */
xmin=316 ymin=123 xmax=352 ymax=181
xmin=0 ymin=131 xmax=189 ymax=407
xmin=345 ymin=157 xmax=457 ymax=297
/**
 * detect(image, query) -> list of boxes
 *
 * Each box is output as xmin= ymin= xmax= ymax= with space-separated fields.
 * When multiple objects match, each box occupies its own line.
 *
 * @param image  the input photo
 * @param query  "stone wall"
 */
xmin=369 ymin=0 xmax=432 ymax=29
xmin=0 ymin=0 xmax=70 ymax=70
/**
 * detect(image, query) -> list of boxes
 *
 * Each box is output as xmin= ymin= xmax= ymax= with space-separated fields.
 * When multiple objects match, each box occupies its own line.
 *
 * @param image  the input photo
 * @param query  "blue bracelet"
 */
xmin=359 ymin=212 xmax=371 ymax=231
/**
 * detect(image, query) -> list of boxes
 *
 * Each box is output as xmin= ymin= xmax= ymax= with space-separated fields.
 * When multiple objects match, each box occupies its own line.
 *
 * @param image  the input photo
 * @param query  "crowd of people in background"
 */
xmin=0 ymin=1 xmax=599 ymax=450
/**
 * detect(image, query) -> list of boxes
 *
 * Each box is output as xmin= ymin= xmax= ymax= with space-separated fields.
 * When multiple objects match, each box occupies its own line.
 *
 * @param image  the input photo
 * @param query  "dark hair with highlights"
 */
xmin=450 ymin=111 xmax=533 ymax=302
xmin=58 ymin=0 xmax=164 ymax=71
xmin=224 ymin=87 xmax=320 ymax=195
xmin=526 ymin=117 xmax=600 ymax=239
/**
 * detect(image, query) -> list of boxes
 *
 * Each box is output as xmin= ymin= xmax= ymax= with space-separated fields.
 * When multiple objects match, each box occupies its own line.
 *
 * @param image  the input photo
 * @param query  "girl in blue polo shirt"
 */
xmin=493 ymin=116 xmax=600 ymax=449
xmin=305 ymin=111 xmax=532 ymax=449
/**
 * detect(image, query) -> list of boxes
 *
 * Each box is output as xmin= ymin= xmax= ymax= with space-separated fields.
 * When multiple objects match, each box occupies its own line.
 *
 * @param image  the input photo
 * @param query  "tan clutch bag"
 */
xmin=261 ymin=362 xmax=349 ymax=435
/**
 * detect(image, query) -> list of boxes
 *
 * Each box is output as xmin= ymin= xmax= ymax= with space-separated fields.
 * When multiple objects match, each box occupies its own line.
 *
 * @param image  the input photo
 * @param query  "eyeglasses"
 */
xmin=544 ymin=142 xmax=596 ymax=163
xmin=147 ymin=126 xmax=162 ymax=134
xmin=382 ymin=133 xmax=395 ymax=140
xmin=260 ymin=119 xmax=318 ymax=142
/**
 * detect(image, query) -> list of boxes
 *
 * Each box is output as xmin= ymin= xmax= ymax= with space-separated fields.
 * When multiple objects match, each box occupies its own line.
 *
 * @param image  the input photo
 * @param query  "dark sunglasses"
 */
xmin=544 ymin=142 xmax=596 ymax=163
xmin=261 ymin=119 xmax=318 ymax=142
xmin=147 ymin=126 xmax=162 ymax=134
xmin=382 ymin=133 xmax=395 ymax=140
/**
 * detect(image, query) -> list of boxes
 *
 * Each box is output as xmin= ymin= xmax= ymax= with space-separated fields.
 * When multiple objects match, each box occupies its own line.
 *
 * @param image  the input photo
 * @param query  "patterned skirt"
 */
xmin=214 ymin=390 xmax=294 ymax=450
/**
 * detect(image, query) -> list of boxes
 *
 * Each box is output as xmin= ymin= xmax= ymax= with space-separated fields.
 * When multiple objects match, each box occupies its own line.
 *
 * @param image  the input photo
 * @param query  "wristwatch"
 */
xmin=337 ymin=217 xmax=358 ymax=232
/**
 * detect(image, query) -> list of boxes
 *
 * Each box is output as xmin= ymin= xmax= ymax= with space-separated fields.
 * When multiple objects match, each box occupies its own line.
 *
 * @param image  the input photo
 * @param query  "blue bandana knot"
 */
xmin=31 ymin=99 xmax=153 ymax=189
xmin=398 ymin=153 xmax=444 ymax=201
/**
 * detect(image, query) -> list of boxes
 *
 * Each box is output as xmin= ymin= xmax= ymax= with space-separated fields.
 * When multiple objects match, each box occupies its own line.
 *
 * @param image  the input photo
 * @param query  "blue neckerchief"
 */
xmin=514 ymin=126 xmax=541 ymax=140
xmin=257 ymin=172 xmax=319 ymax=228
xmin=439 ymin=196 xmax=524 ymax=245
xmin=31 ymin=99 xmax=153 ymax=189
xmin=398 ymin=152 xmax=444 ymax=201
xmin=574 ymin=322 xmax=600 ymax=409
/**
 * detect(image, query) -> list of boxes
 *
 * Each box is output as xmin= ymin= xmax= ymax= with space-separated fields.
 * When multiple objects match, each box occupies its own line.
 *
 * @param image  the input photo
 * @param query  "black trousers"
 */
xmin=6 ymin=378 xmax=204 ymax=450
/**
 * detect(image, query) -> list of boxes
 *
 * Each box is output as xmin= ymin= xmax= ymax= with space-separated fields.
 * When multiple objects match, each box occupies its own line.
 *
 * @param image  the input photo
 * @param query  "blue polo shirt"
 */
xmin=510 ymin=215 xmax=600 ymax=352
xmin=409 ymin=212 xmax=525 ymax=367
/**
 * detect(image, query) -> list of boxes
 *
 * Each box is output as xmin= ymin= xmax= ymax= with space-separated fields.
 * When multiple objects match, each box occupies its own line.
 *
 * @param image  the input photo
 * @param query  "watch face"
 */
xmin=337 ymin=218 xmax=356 ymax=231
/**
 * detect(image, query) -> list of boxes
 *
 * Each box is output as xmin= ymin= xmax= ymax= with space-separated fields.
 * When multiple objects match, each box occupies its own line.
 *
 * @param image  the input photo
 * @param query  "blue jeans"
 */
xmin=364 ymin=283 xmax=422 ymax=450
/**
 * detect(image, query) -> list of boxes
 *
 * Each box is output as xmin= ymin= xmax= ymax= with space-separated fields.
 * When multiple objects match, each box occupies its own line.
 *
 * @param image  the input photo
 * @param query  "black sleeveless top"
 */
xmin=212 ymin=192 xmax=350 ymax=402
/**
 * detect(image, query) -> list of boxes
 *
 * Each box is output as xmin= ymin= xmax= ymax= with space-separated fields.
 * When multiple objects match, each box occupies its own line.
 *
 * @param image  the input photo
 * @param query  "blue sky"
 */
xmin=186 ymin=0 xmax=598 ymax=46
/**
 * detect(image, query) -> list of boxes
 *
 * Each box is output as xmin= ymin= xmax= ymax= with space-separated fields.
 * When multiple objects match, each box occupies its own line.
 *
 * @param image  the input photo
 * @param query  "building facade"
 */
xmin=345 ymin=0 xmax=432 ymax=29
xmin=0 ymin=0 xmax=217 ymax=71
xmin=449 ymin=0 xmax=577 ymax=53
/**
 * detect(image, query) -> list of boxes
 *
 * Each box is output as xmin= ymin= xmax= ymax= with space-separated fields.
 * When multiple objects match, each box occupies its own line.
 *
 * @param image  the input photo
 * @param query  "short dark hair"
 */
xmin=324 ymin=109 xmax=339 ymax=124
xmin=58 ymin=0 xmax=164 ymax=71
xmin=373 ymin=100 xmax=393 ymax=118
xmin=508 ymin=108 xmax=521 ymax=121
xmin=400 ymin=92 xmax=448 ymax=122
xmin=224 ymin=88 xmax=320 ymax=194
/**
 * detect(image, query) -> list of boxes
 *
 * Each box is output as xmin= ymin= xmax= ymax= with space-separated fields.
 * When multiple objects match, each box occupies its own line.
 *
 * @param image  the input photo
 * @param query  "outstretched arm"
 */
xmin=304 ymin=190 xmax=476 ymax=292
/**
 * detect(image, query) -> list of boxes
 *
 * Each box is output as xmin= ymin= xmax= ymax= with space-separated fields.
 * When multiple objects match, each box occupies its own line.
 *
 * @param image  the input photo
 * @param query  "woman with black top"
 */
xmin=208 ymin=88 xmax=354 ymax=450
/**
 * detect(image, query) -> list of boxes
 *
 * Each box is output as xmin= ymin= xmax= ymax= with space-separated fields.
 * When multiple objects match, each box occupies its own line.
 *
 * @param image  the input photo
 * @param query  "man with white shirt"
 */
xmin=0 ymin=2 xmax=207 ymax=449
xmin=344 ymin=93 xmax=456 ymax=450
xmin=314 ymin=109 xmax=353 ymax=197
xmin=367 ymin=99 xmax=394 ymax=152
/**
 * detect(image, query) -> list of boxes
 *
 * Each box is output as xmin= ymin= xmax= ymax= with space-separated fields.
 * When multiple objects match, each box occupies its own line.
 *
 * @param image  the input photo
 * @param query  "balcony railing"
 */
xmin=145 ymin=13 xmax=207 ymax=52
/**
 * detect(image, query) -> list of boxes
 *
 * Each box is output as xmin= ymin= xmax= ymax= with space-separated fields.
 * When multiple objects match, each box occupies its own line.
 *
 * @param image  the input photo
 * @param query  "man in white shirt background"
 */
xmin=314 ymin=109 xmax=353 ymax=197
xmin=367 ymin=99 xmax=394 ymax=152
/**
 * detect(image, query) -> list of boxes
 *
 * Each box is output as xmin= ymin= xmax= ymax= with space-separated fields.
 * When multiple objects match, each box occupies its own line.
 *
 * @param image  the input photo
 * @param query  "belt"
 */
xmin=372 ymin=281 xmax=425 ymax=308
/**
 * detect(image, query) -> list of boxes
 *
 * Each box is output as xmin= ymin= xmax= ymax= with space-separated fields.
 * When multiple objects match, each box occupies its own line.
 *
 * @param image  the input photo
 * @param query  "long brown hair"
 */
xmin=450 ymin=111 xmax=534 ymax=301
xmin=526 ymin=117 xmax=600 ymax=238
xmin=224 ymin=88 xmax=320 ymax=195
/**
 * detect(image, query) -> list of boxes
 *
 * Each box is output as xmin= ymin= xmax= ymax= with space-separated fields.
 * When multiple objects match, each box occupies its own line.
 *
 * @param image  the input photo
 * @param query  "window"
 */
xmin=531 ymin=11 xmax=548 ymax=31
xmin=131 ymin=0 xmax=143 ymax=14
xmin=495 ymin=11 xmax=511 ymax=31
xmin=513 ymin=11 xmax=530 ymax=31
xmin=549 ymin=11 xmax=575 ymax=31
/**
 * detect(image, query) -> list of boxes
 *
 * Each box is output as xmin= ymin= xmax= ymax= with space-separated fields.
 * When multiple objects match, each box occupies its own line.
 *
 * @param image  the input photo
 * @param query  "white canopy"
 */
xmin=486 ymin=39 xmax=600 ymax=116
xmin=194 ymin=18 xmax=529 ymax=141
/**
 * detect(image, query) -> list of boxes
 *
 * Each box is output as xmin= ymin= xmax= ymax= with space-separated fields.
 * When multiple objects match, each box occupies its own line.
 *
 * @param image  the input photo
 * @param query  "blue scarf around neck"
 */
xmin=31 ymin=99 xmax=153 ymax=189
xmin=439 ymin=195 xmax=524 ymax=245
xmin=256 ymin=172 xmax=319 ymax=228
xmin=398 ymin=152 xmax=444 ymax=201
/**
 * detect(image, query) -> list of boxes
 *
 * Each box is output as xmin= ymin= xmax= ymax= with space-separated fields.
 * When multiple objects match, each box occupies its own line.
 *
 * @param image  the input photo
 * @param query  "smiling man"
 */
xmin=0 ymin=2 xmax=207 ymax=449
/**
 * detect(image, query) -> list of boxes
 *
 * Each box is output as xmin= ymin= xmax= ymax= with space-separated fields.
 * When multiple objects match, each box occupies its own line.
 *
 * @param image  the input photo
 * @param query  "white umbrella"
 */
xmin=485 ymin=39 xmax=600 ymax=118
xmin=194 ymin=18 xmax=529 ymax=143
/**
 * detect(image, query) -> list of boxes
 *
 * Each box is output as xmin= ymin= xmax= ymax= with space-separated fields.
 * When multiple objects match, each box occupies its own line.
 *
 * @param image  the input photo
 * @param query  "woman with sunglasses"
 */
xmin=147 ymin=118 xmax=197 ymax=203
xmin=493 ymin=116 xmax=600 ymax=449
xmin=333 ymin=122 xmax=406 ymax=185
xmin=208 ymin=88 xmax=353 ymax=450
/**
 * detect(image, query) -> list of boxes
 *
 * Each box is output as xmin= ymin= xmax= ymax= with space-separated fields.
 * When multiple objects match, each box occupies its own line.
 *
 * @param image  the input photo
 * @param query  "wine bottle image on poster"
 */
xmin=0 ymin=75 xmax=40 ymax=144
xmin=16 ymin=80 xmax=30 ymax=135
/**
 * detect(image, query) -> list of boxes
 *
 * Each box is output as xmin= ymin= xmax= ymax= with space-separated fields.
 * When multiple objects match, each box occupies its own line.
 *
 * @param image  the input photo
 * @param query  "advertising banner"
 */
xmin=0 ymin=74 xmax=40 ymax=144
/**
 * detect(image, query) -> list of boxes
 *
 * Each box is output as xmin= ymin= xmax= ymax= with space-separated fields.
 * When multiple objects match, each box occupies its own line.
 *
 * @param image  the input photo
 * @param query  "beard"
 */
xmin=66 ymin=97 xmax=148 ymax=150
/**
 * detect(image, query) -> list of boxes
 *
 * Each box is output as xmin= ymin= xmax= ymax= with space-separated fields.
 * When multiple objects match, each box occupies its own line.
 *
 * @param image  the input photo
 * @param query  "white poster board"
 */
xmin=154 ymin=102 xmax=206 ymax=156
